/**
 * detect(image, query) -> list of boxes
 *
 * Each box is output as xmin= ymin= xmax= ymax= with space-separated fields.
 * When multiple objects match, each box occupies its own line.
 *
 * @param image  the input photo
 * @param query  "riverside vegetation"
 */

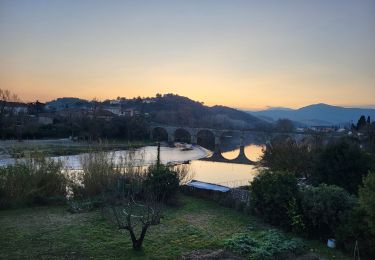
xmin=1 ymin=133 xmax=375 ymax=258
xmin=256 ymin=135 xmax=375 ymax=258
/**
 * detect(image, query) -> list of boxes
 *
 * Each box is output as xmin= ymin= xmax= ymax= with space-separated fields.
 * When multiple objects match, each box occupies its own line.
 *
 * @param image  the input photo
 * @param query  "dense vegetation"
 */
xmin=250 ymin=170 xmax=300 ymax=229
xmin=257 ymin=132 xmax=375 ymax=258
xmin=0 ymin=155 xmax=67 ymax=209
xmin=312 ymin=139 xmax=373 ymax=193
xmin=224 ymin=229 xmax=305 ymax=260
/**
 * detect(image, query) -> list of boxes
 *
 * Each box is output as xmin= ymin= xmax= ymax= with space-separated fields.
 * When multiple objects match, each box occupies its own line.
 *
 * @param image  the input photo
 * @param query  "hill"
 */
xmin=45 ymin=94 xmax=270 ymax=130
xmin=46 ymin=97 xmax=91 ymax=111
xmin=138 ymin=94 xmax=269 ymax=129
xmin=248 ymin=103 xmax=375 ymax=126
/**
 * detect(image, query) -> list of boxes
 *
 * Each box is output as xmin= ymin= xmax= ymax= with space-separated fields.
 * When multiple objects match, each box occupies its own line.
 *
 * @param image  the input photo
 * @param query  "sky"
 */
xmin=0 ymin=0 xmax=374 ymax=109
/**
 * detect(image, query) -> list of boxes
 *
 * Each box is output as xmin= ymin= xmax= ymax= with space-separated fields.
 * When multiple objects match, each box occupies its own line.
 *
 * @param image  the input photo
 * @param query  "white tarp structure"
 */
xmin=187 ymin=180 xmax=230 ymax=192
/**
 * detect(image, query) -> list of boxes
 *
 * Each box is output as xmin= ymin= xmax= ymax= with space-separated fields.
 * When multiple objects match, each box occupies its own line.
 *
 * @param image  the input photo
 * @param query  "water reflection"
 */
xmin=221 ymin=149 xmax=239 ymax=160
xmin=0 ymin=144 xmax=264 ymax=188
xmin=221 ymin=144 xmax=264 ymax=162
xmin=203 ymin=144 xmax=264 ymax=186
xmin=245 ymin=144 xmax=265 ymax=161
xmin=190 ymin=160 xmax=258 ymax=188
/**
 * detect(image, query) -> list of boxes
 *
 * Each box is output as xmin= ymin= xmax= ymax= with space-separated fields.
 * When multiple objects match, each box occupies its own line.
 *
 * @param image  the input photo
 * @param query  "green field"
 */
xmin=0 ymin=195 xmax=349 ymax=259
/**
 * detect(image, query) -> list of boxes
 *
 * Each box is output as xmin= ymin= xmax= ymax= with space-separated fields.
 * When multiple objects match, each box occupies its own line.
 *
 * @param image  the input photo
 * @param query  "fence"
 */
xmin=181 ymin=180 xmax=251 ymax=212
xmin=216 ymin=179 xmax=251 ymax=188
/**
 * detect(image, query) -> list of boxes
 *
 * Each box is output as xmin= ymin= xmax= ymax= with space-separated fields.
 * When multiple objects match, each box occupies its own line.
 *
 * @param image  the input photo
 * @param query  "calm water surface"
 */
xmin=0 ymin=144 xmax=264 ymax=187
xmin=193 ymin=144 xmax=264 ymax=187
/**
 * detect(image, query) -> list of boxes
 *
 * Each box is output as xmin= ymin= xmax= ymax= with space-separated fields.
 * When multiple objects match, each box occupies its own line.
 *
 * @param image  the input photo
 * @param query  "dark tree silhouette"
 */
xmin=105 ymin=195 xmax=162 ymax=250
xmin=357 ymin=115 xmax=367 ymax=130
xmin=312 ymin=138 xmax=371 ymax=194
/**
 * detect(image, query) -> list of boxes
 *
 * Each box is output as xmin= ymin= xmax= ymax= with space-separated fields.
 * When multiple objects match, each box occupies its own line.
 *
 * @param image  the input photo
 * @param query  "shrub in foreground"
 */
xmin=358 ymin=171 xmax=375 ymax=233
xmin=336 ymin=207 xmax=375 ymax=258
xmin=144 ymin=164 xmax=180 ymax=203
xmin=335 ymin=171 xmax=375 ymax=257
xmin=249 ymin=170 xmax=299 ymax=229
xmin=224 ymin=229 xmax=305 ymax=260
xmin=300 ymin=184 xmax=356 ymax=240
xmin=74 ymin=151 xmax=119 ymax=198
xmin=0 ymin=156 xmax=67 ymax=208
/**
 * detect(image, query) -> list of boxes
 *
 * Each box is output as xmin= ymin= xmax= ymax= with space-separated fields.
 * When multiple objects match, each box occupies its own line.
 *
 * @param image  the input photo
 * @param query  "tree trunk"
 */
xmin=128 ymin=225 xmax=149 ymax=250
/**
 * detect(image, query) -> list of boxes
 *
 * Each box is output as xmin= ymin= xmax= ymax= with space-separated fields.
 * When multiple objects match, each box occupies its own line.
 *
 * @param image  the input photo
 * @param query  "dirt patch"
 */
xmin=181 ymin=249 xmax=244 ymax=260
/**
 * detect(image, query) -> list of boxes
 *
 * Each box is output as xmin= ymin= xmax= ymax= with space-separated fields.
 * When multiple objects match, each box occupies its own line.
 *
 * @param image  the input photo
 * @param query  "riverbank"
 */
xmin=0 ymin=139 xmax=154 ymax=158
xmin=0 ymin=195 xmax=349 ymax=259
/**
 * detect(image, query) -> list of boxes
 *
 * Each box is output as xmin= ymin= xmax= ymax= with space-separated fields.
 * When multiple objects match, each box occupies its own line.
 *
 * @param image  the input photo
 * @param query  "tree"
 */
xmin=28 ymin=100 xmax=45 ymax=115
xmin=312 ymin=138 xmax=372 ymax=193
xmin=259 ymin=136 xmax=315 ymax=178
xmin=103 ymin=193 xmax=162 ymax=250
xmin=367 ymin=116 xmax=371 ymax=125
xmin=144 ymin=164 xmax=180 ymax=203
xmin=357 ymin=115 xmax=367 ymax=130
xmin=249 ymin=170 xmax=299 ymax=228
xmin=359 ymin=171 xmax=375 ymax=233
xmin=98 ymin=145 xmax=191 ymax=251
xmin=0 ymin=89 xmax=20 ymax=139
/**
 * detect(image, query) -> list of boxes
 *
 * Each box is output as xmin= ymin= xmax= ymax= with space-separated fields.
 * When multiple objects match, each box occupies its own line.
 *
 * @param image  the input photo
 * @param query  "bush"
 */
xmin=75 ymin=151 xmax=119 ymax=197
xmin=336 ymin=207 xmax=375 ymax=258
xmin=300 ymin=184 xmax=356 ymax=239
xmin=224 ymin=229 xmax=305 ymax=260
xmin=334 ymin=171 xmax=375 ymax=257
xmin=312 ymin=138 xmax=372 ymax=194
xmin=249 ymin=170 xmax=299 ymax=228
xmin=144 ymin=164 xmax=179 ymax=203
xmin=259 ymin=136 xmax=315 ymax=178
xmin=358 ymin=171 xmax=375 ymax=233
xmin=0 ymin=155 xmax=67 ymax=208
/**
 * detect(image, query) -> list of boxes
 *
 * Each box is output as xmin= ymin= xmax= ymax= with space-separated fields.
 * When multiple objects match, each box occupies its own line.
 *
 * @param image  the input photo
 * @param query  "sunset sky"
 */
xmin=0 ymin=0 xmax=374 ymax=109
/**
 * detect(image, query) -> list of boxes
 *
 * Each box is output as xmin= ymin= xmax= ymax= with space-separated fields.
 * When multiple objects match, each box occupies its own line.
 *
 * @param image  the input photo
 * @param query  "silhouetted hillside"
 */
xmin=44 ymin=94 xmax=270 ymax=130
xmin=142 ymin=94 xmax=269 ymax=129
xmin=46 ymin=97 xmax=91 ymax=111
xmin=248 ymin=103 xmax=375 ymax=126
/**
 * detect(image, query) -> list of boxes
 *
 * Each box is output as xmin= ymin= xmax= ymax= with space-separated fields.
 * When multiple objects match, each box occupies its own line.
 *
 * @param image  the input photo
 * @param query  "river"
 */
xmin=0 ymin=144 xmax=264 ymax=188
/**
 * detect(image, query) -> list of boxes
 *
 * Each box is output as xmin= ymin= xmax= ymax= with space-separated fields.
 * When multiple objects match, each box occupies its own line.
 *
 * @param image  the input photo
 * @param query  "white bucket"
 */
xmin=327 ymin=238 xmax=336 ymax=248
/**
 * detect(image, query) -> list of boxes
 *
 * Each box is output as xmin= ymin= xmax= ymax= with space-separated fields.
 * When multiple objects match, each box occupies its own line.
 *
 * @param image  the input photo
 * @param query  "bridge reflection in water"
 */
xmin=150 ymin=125 xmax=267 ymax=165
xmin=200 ymin=144 xmax=255 ymax=165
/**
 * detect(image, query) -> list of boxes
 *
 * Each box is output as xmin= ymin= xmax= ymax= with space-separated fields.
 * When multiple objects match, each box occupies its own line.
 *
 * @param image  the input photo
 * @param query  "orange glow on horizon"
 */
xmin=1 ymin=1 xmax=374 ymax=109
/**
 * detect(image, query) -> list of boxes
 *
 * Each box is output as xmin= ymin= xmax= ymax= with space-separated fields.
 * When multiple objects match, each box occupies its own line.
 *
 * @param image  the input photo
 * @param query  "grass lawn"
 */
xmin=0 ymin=195 xmax=350 ymax=259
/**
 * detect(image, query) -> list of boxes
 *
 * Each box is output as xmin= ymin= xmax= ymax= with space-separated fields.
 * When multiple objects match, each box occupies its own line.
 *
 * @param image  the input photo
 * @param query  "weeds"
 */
xmin=0 ymin=153 xmax=67 ymax=208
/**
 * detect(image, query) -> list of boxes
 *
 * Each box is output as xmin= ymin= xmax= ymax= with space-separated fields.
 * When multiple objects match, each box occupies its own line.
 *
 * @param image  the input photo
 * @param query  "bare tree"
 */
xmin=0 ymin=89 xmax=20 ymax=139
xmin=102 ymin=186 xmax=162 ymax=250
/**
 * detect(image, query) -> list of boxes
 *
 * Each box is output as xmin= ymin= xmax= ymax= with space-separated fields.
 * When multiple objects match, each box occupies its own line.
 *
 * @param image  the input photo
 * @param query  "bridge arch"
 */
xmin=219 ymin=130 xmax=239 ymax=159
xmin=196 ymin=129 xmax=215 ymax=150
xmin=150 ymin=126 xmax=168 ymax=142
xmin=174 ymin=128 xmax=192 ymax=143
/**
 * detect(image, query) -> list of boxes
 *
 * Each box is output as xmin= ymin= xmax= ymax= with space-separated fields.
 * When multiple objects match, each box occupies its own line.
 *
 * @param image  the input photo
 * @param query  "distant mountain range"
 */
xmin=247 ymin=103 xmax=375 ymax=126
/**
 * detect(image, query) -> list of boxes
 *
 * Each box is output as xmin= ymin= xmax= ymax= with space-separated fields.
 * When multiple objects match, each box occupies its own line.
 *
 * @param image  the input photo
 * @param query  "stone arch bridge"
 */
xmin=149 ymin=125 xmax=262 ymax=165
